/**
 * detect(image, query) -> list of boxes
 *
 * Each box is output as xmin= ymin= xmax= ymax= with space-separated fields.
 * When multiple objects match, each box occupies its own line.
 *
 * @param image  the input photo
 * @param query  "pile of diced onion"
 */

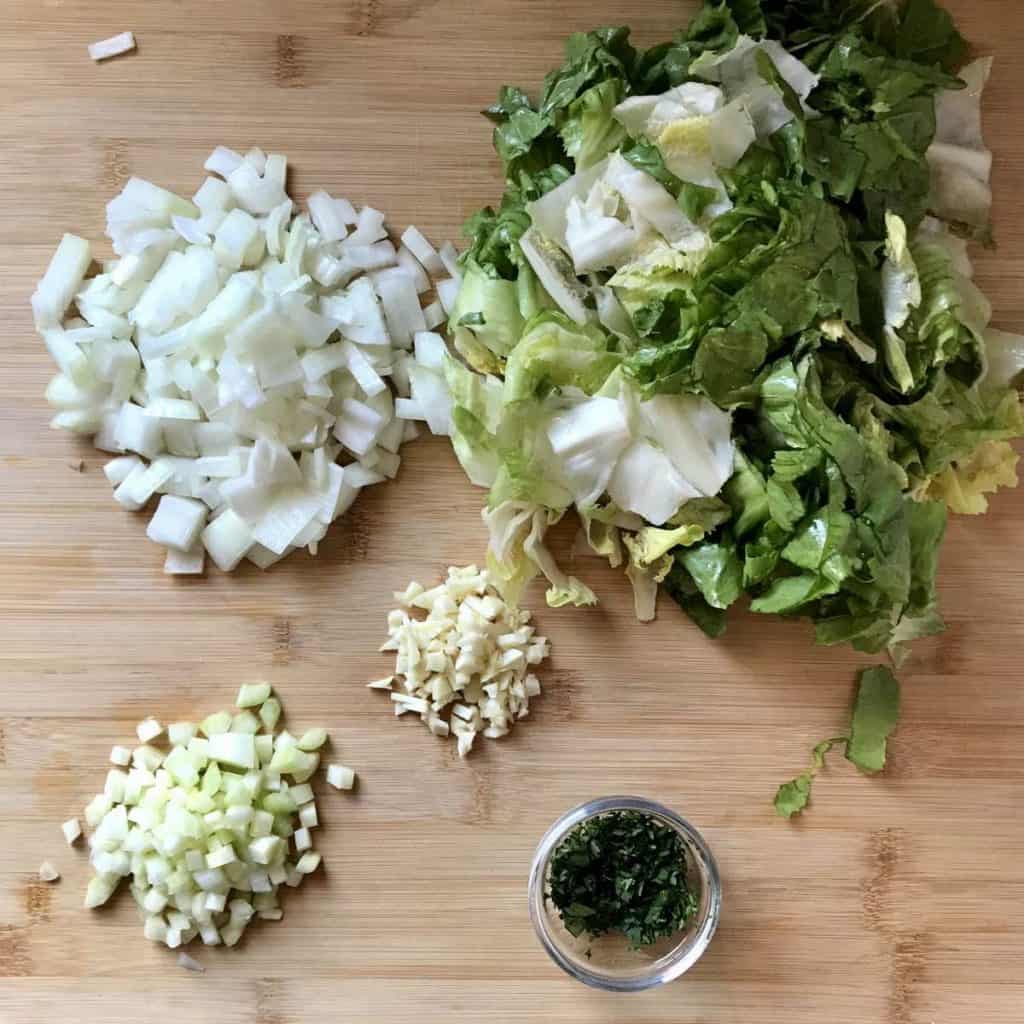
xmin=61 ymin=683 xmax=355 ymax=950
xmin=371 ymin=566 xmax=550 ymax=756
xmin=33 ymin=145 xmax=463 ymax=572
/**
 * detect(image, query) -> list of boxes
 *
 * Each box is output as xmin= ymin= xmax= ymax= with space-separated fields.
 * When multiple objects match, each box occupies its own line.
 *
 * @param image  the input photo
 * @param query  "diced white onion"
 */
xmin=164 ymin=543 xmax=205 ymax=575
xmin=37 ymin=147 xmax=446 ymax=572
xmin=436 ymin=278 xmax=460 ymax=314
xmin=439 ymin=241 xmax=461 ymax=279
xmin=88 ymin=32 xmax=136 ymax=62
xmin=400 ymin=226 xmax=445 ymax=277
xmin=178 ymin=952 xmax=205 ymax=972
xmin=39 ymin=861 xmax=60 ymax=882
xmin=326 ymin=763 xmax=356 ymax=790
xmin=422 ymin=300 xmax=446 ymax=330
xmin=136 ymin=718 xmax=163 ymax=743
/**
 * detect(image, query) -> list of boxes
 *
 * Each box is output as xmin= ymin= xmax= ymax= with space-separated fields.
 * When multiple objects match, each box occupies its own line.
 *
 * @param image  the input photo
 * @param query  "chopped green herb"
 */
xmin=547 ymin=810 xmax=698 ymax=948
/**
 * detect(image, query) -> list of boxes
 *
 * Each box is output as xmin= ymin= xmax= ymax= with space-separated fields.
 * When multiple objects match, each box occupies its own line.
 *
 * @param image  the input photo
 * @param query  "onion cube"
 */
xmin=204 ymin=146 xmax=244 ymax=179
xmin=396 ymin=246 xmax=430 ymax=294
xmin=374 ymin=269 xmax=426 ymax=349
xmin=104 ymin=455 xmax=142 ymax=486
xmin=88 ymin=31 xmax=136 ymax=62
xmin=114 ymin=401 xmax=164 ymax=459
xmin=207 ymin=732 xmax=256 ymax=771
xmin=147 ymin=495 xmax=207 ymax=551
xmin=164 ymin=543 xmax=205 ymax=575
xmin=334 ymin=398 xmax=386 ymax=457
xmin=308 ymin=190 xmax=348 ymax=242
xmin=39 ymin=862 xmax=60 ymax=883
xmin=214 ymin=209 xmax=261 ymax=270
xmin=295 ymin=851 xmax=321 ymax=875
xmin=326 ymin=764 xmax=355 ymax=790
xmin=436 ymin=277 xmax=460 ymax=313
xmin=400 ymin=226 xmax=445 ymax=277
xmin=32 ymin=234 xmax=92 ymax=328
xmin=422 ymin=300 xmax=446 ymax=330
xmin=439 ymin=241 xmax=461 ymax=279
xmin=136 ymin=718 xmax=163 ymax=743
xmin=201 ymin=509 xmax=254 ymax=571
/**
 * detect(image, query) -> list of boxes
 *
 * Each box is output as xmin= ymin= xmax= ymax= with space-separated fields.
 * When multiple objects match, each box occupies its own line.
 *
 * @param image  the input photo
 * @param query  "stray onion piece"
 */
xmin=88 ymin=32 xmax=136 ymax=62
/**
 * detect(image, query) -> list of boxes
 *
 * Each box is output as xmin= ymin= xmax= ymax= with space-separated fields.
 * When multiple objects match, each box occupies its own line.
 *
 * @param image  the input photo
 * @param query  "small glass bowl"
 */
xmin=528 ymin=795 xmax=721 ymax=992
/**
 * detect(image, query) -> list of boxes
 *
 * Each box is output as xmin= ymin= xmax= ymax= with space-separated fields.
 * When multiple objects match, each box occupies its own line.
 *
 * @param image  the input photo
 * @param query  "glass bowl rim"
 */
xmin=527 ymin=794 xmax=722 ymax=992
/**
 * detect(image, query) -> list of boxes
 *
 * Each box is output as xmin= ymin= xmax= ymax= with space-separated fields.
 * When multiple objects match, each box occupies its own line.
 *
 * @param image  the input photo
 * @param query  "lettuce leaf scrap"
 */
xmin=775 ymin=665 xmax=901 ymax=818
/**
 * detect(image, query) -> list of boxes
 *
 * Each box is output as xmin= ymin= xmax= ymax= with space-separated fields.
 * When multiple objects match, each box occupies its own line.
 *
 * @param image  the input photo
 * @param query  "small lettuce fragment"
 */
xmin=774 ymin=738 xmax=841 ymax=819
xmin=881 ymin=212 xmax=921 ymax=394
xmin=528 ymin=159 xmax=611 ymax=251
xmin=449 ymin=259 xmax=524 ymax=358
xmin=927 ymin=58 xmax=993 ymax=231
xmin=604 ymin=152 xmax=708 ymax=252
xmin=691 ymin=35 xmax=820 ymax=139
xmin=625 ymin=522 xmax=707 ymax=570
xmin=613 ymin=81 xmax=753 ymax=207
xmin=564 ymin=184 xmax=639 ymax=273
xmin=984 ymin=327 xmax=1024 ymax=391
xmin=606 ymin=242 xmax=698 ymax=317
xmin=560 ymin=80 xmax=628 ymax=171
xmin=546 ymin=395 xmax=633 ymax=506
xmin=621 ymin=520 xmax=707 ymax=622
xmin=503 ymin=312 xmax=620 ymax=403
xmin=775 ymin=666 xmax=900 ymax=817
xmin=681 ymin=540 xmax=743 ymax=610
xmin=483 ymin=501 xmax=595 ymax=609
xmin=443 ymin=356 xmax=506 ymax=488
xmin=518 ymin=229 xmax=592 ymax=325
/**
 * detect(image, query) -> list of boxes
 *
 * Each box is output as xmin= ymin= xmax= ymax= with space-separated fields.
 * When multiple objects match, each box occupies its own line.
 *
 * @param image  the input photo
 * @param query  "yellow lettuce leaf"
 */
xmin=923 ymin=440 xmax=1019 ymax=514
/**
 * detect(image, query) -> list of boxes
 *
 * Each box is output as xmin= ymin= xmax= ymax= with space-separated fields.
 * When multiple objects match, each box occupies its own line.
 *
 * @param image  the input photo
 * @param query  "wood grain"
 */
xmin=0 ymin=2 xmax=1022 ymax=1022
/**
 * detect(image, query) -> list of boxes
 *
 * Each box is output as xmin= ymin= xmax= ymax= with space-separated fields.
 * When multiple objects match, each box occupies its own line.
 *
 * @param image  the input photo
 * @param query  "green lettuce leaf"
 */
xmin=633 ymin=1 xmax=745 ymax=93
xmin=540 ymin=27 xmax=638 ymax=119
xmin=462 ymin=196 xmax=533 ymax=281
xmin=450 ymin=259 xmax=525 ymax=358
xmin=846 ymin=665 xmax=901 ymax=773
xmin=723 ymin=450 xmax=770 ymax=538
xmin=774 ymin=737 xmax=843 ymax=819
xmin=503 ymin=312 xmax=621 ymax=403
xmin=663 ymin=561 xmax=729 ymax=637
xmin=680 ymin=539 xmax=744 ymax=609
xmin=763 ymin=0 xmax=966 ymax=73
xmin=560 ymin=80 xmax=628 ymax=170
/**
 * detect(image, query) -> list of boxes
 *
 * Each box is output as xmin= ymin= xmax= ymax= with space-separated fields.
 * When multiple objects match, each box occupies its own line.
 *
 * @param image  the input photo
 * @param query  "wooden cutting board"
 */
xmin=1 ymin=2 xmax=1022 ymax=1021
